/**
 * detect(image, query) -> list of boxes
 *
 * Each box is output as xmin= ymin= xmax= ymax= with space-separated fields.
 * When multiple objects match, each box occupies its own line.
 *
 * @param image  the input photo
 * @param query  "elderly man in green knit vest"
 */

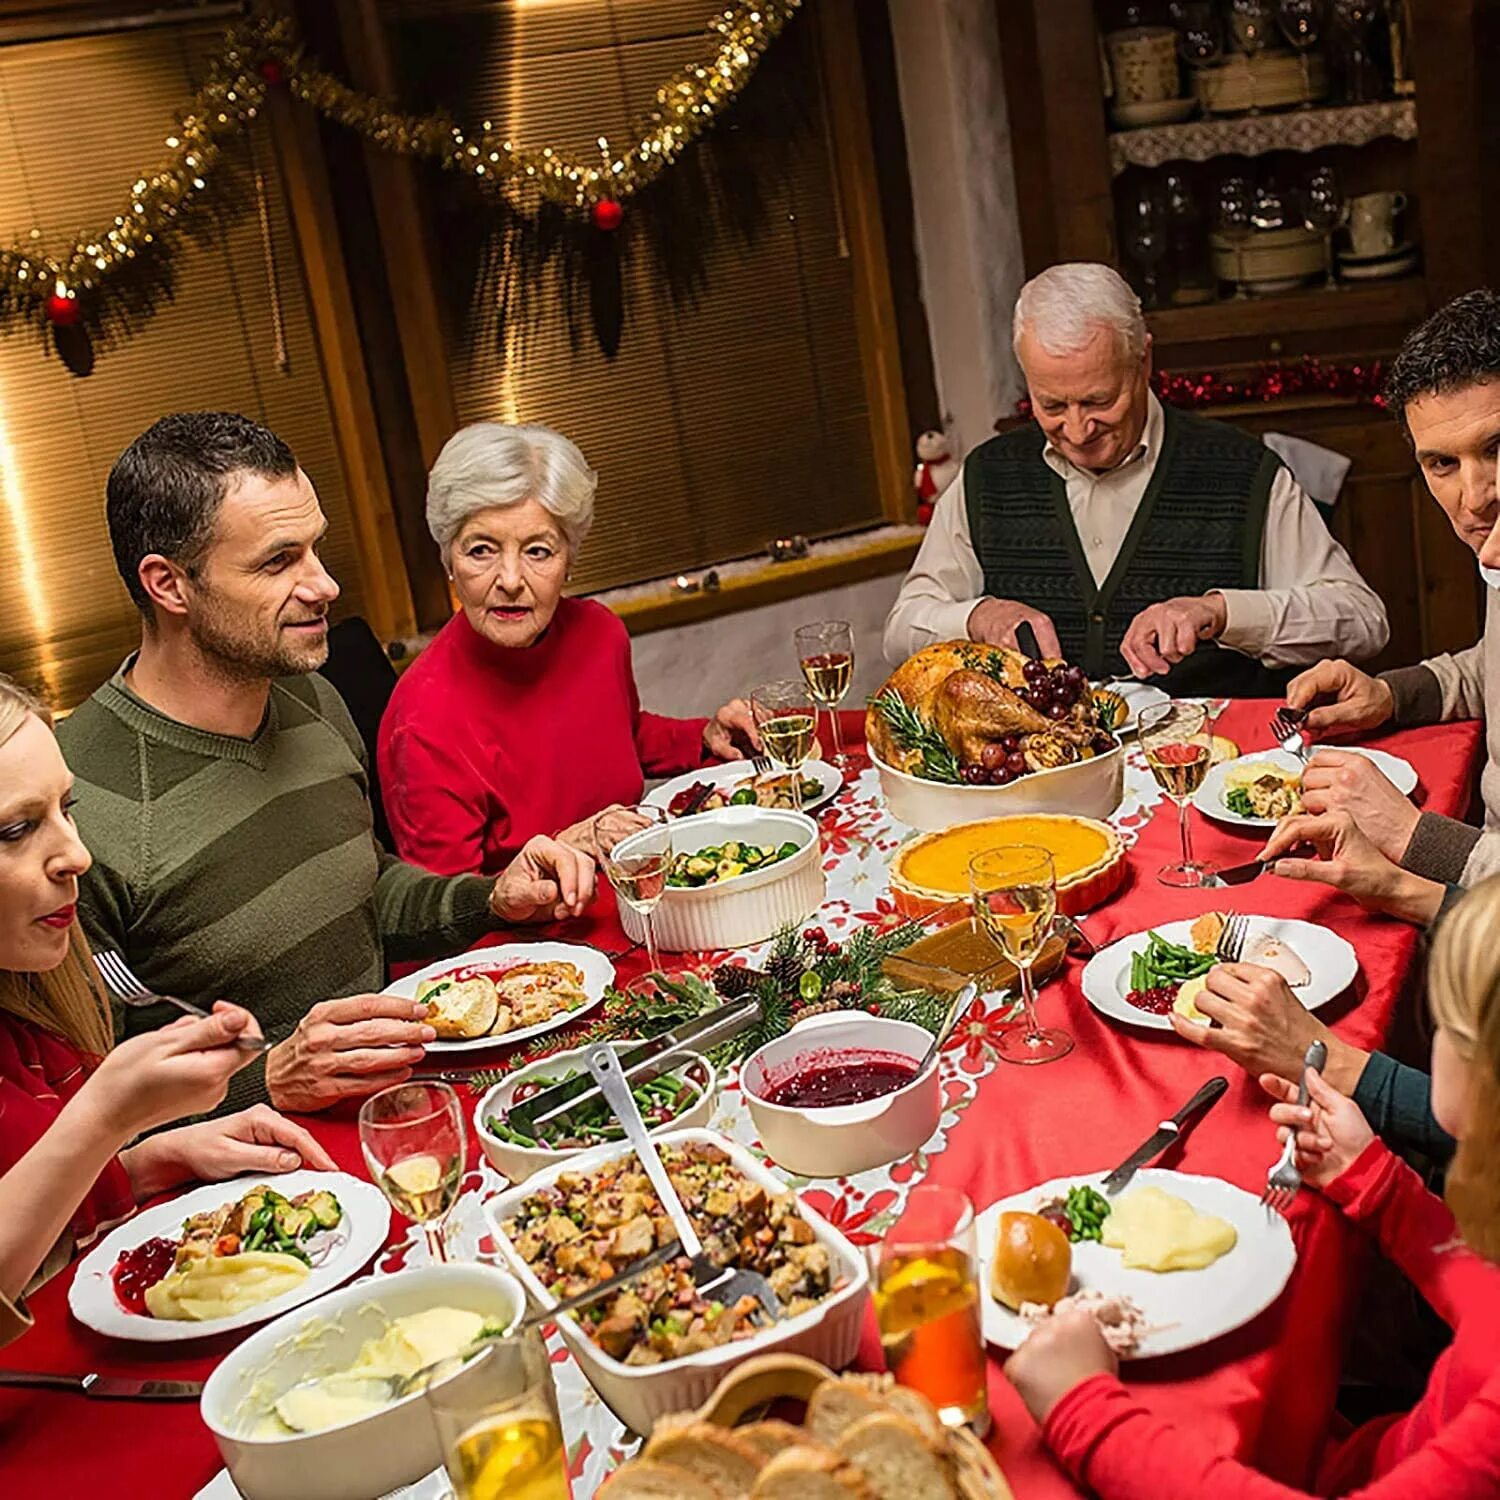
xmin=58 ymin=413 xmax=596 ymax=1116
xmin=884 ymin=263 xmax=1388 ymax=693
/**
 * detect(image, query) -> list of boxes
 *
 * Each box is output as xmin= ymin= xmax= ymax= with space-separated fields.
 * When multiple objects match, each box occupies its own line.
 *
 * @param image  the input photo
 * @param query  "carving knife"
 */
xmin=1015 ymin=621 xmax=1043 ymax=659
xmin=1101 ymin=1076 xmax=1230 ymax=1195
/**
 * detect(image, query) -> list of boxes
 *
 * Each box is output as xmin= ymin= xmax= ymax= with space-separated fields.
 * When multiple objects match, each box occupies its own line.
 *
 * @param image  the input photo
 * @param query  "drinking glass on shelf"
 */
xmin=750 ymin=680 xmax=819 ymax=812
xmin=425 ymin=1331 xmax=571 ymax=1500
xmin=1302 ymin=161 xmax=1347 ymax=287
xmin=872 ymin=1184 xmax=989 ymax=1435
xmin=1228 ymin=0 xmax=1276 ymax=111
xmin=1277 ymin=0 xmax=1326 ymax=104
xmin=968 ymin=845 xmax=1072 ymax=1065
xmin=795 ymin=619 xmax=855 ymax=768
xmin=1121 ymin=181 xmax=1168 ymax=309
xmin=1215 ymin=170 xmax=1254 ymax=299
xmin=1331 ymin=0 xmax=1384 ymax=103
xmin=1139 ymin=701 xmax=1216 ymax=888
xmin=595 ymin=803 xmax=672 ymax=975
xmin=358 ymin=1081 xmax=466 ymax=1264
xmin=1174 ymin=0 xmax=1224 ymax=66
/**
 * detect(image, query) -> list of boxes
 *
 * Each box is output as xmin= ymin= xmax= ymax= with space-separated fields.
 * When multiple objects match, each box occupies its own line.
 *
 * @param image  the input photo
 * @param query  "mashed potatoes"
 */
xmin=1101 ymin=1186 xmax=1237 ymax=1272
xmin=1173 ymin=974 xmax=1211 ymax=1024
xmin=144 ymin=1251 xmax=309 ymax=1321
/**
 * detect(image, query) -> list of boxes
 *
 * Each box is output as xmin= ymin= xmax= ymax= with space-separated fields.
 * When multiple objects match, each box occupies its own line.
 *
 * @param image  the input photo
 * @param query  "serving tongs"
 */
xmin=582 ymin=1043 xmax=782 ymax=1326
xmin=509 ymin=997 xmax=762 ymax=1133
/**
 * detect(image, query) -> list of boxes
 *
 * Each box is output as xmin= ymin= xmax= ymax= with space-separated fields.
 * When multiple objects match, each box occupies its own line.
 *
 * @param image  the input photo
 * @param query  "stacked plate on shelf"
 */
xmin=1338 ymin=241 xmax=1420 ymax=281
xmin=1209 ymin=226 xmax=1325 ymax=295
xmin=1194 ymin=51 xmax=1328 ymax=114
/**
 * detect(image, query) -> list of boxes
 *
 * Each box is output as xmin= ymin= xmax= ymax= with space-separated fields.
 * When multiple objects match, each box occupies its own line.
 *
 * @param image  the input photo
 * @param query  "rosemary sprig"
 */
xmin=873 ymin=690 xmax=960 ymax=784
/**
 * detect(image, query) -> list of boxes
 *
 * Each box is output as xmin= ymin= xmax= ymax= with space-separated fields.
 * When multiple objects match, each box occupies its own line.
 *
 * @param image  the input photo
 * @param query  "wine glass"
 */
xmin=1139 ymin=702 xmax=1216 ymax=888
xmin=1228 ymin=0 xmax=1276 ymax=111
xmin=1302 ymin=161 xmax=1347 ymax=287
xmin=359 ymin=1081 xmax=466 ymax=1264
xmin=1174 ymin=0 xmax=1224 ymax=66
xmin=795 ymin=619 xmax=855 ymax=769
xmin=424 ymin=1332 xmax=570 ymax=1500
xmin=750 ymin=680 xmax=819 ymax=812
xmin=1215 ymin=170 xmax=1254 ymax=299
xmin=1121 ymin=181 xmax=1168 ymax=309
xmin=1331 ymin=0 xmax=1383 ymax=102
xmin=1277 ymin=0 xmax=1326 ymax=104
xmin=968 ymin=846 xmax=1072 ymax=1065
xmin=595 ymin=803 xmax=672 ymax=976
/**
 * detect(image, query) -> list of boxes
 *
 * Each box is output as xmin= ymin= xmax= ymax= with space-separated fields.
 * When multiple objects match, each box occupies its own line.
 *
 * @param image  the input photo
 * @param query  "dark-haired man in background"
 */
xmin=1288 ymin=288 xmax=1500 ymax=887
xmin=59 ymin=412 xmax=596 ymax=1115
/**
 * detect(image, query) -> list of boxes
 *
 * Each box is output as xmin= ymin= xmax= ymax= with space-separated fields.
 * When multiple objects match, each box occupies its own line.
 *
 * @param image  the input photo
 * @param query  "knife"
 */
xmin=0 ymin=1370 xmax=203 ymax=1399
xmin=1015 ymin=621 xmax=1043 ymax=659
xmin=1213 ymin=857 xmax=1267 ymax=887
xmin=1101 ymin=1076 xmax=1230 ymax=1195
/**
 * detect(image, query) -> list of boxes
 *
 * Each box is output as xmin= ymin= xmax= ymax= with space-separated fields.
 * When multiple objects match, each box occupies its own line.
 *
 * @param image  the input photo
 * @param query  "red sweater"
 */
xmin=378 ymin=600 xmax=709 ymax=877
xmin=1044 ymin=1141 xmax=1500 ymax=1499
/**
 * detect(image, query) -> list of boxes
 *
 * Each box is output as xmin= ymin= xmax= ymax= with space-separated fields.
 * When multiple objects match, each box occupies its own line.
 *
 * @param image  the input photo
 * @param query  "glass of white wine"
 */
xmin=425 ymin=1332 xmax=570 ymax=1500
xmin=795 ymin=619 xmax=855 ymax=768
xmin=968 ymin=845 xmax=1072 ymax=1065
xmin=1139 ymin=701 xmax=1216 ymax=888
xmin=595 ymin=803 xmax=672 ymax=977
xmin=358 ymin=1081 xmax=466 ymax=1263
xmin=751 ymin=679 xmax=819 ymax=811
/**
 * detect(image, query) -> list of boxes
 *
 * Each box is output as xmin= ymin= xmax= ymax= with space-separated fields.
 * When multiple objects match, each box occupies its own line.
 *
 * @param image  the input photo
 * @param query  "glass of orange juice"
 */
xmin=424 ymin=1330 xmax=570 ymax=1500
xmin=872 ymin=1184 xmax=989 ymax=1435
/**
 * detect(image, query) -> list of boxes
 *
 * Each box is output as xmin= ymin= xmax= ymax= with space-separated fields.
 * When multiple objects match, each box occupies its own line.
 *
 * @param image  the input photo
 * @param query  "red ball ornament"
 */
xmin=45 ymin=292 xmax=81 ymax=327
xmin=590 ymin=198 xmax=624 ymax=232
xmin=259 ymin=61 xmax=284 ymax=85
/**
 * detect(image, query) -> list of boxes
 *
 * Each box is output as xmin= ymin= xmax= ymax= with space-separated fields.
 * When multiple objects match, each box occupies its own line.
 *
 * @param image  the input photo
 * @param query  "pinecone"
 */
xmin=764 ymin=946 xmax=807 ymax=992
xmin=712 ymin=963 xmax=766 ymax=999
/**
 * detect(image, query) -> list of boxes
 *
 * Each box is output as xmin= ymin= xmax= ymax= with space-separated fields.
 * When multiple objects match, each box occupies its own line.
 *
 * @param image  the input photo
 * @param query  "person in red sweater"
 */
xmin=1007 ymin=876 xmax=1500 ymax=1497
xmin=379 ymin=423 xmax=760 ymax=877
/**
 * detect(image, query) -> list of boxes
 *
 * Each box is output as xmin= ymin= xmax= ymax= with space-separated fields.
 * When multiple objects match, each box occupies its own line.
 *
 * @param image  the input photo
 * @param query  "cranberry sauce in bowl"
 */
xmin=758 ymin=1048 xmax=923 ymax=1110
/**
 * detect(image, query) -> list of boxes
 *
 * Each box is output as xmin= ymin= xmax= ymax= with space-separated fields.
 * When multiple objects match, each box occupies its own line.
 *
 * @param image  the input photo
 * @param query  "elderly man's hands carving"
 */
xmin=967 ymin=598 xmax=1062 ymax=659
xmin=1297 ymin=750 xmax=1420 ymax=865
xmin=1119 ymin=593 xmax=1227 ymax=678
xmin=1285 ymin=659 xmax=1395 ymax=740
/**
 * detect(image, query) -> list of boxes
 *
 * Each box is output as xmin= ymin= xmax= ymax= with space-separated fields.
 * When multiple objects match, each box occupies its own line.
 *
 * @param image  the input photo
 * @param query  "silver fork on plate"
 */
xmin=1215 ymin=912 xmax=1250 ymax=962
xmin=1269 ymin=706 xmax=1310 ymax=764
xmin=1262 ymin=1039 xmax=1327 ymax=1214
xmin=750 ymin=754 xmax=773 ymax=776
xmin=93 ymin=951 xmax=271 ymax=1053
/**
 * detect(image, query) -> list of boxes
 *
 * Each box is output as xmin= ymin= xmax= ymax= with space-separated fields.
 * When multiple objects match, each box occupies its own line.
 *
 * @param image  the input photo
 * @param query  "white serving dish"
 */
xmin=200 ymin=1263 xmax=525 ymax=1500
xmin=381 ymin=941 xmax=614 ymax=1053
xmin=740 ymin=1011 xmax=941 ymax=1178
xmin=486 ymin=1127 xmax=870 ymax=1434
xmin=978 ymin=1168 xmax=1296 ymax=1359
xmin=871 ymin=743 xmax=1124 ymax=832
xmin=69 ymin=1170 xmax=391 ymax=1343
xmin=615 ymin=807 xmax=825 ymax=952
xmin=475 ymin=1040 xmax=718 ymax=1183
xmin=1195 ymin=745 xmax=1418 ymax=830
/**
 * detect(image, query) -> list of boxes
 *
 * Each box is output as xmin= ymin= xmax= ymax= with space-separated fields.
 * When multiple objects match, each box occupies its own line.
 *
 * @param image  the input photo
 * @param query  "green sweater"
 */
xmin=57 ymin=665 xmax=497 ymax=1111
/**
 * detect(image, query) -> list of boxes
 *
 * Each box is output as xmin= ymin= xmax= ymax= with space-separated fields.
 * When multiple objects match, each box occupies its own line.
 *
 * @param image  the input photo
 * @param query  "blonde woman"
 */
xmin=1007 ymin=876 xmax=1500 ymax=1498
xmin=0 ymin=676 xmax=333 ymax=1344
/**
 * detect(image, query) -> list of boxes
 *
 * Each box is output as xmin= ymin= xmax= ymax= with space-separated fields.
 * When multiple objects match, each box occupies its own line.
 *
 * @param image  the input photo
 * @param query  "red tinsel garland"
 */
xmin=1010 ymin=355 xmax=1387 ymax=423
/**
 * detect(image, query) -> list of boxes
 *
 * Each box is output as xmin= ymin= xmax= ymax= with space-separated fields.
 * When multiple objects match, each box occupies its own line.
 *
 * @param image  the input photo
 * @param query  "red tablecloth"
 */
xmin=0 ymin=702 xmax=1483 ymax=1499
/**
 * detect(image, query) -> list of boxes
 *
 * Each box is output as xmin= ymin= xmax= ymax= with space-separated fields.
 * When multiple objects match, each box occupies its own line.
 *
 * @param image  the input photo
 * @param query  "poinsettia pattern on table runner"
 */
xmin=382 ymin=751 xmax=1168 ymax=1495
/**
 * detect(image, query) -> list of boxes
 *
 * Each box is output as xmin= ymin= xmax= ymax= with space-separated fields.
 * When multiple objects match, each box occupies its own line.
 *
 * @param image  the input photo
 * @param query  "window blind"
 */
xmin=0 ymin=22 xmax=367 ymax=709
xmin=386 ymin=0 xmax=884 ymax=594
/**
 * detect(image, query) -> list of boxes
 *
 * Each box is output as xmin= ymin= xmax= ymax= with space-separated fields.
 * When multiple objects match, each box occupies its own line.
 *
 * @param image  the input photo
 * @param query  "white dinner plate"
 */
xmin=645 ymin=758 xmax=843 ymax=818
xmin=1196 ymin=745 xmax=1418 ymax=829
xmin=1095 ymin=680 xmax=1170 ymax=734
xmin=1080 ymin=916 xmax=1357 ymax=1033
xmin=384 ymin=942 xmax=613 ymax=1054
xmin=69 ymin=1169 xmax=390 ymax=1343
xmin=977 ymin=1168 xmax=1297 ymax=1358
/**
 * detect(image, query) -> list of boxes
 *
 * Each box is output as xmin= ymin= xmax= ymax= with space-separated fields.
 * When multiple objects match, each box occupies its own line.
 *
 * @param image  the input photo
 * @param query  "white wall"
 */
xmin=630 ymin=572 xmax=904 ymax=718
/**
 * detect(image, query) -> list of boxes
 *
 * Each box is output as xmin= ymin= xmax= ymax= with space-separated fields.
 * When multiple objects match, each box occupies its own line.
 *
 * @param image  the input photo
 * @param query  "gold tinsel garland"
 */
xmin=0 ymin=1 xmax=801 ymax=336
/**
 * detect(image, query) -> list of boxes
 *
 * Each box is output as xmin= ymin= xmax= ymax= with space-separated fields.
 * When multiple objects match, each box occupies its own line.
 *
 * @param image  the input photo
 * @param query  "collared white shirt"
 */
xmin=883 ymin=392 xmax=1390 ymax=668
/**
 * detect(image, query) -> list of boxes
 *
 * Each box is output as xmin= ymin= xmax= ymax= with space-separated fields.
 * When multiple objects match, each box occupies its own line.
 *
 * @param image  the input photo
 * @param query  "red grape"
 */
xmin=980 ymin=742 xmax=1006 ymax=770
xmin=989 ymin=766 xmax=1012 ymax=784
xmin=1006 ymin=752 xmax=1027 ymax=774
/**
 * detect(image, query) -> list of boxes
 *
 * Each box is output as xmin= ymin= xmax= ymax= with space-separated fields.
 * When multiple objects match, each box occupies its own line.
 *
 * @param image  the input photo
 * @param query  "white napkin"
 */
xmin=1262 ymin=432 xmax=1352 ymax=509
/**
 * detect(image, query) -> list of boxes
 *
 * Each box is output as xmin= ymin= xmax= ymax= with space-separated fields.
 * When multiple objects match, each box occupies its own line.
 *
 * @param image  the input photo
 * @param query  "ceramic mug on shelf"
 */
xmin=1105 ymin=27 xmax=1182 ymax=105
xmin=1347 ymin=191 xmax=1408 ymax=257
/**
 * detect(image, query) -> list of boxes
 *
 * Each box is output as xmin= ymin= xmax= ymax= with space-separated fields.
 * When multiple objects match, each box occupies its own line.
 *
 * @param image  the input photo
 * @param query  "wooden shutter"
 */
xmin=384 ymin=0 xmax=884 ymax=594
xmin=0 ymin=22 xmax=369 ymax=708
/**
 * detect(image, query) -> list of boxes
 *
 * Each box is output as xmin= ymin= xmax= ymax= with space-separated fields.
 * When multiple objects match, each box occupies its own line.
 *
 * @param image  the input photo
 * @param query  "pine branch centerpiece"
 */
xmin=468 ymin=919 xmax=946 ymax=1093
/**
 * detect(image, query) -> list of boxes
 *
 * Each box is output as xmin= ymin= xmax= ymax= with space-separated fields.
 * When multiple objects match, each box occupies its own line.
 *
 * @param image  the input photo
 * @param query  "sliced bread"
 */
xmin=415 ymin=973 xmax=498 ymax=1039
xmin=835 ymin=1412 xmax=957 ymax=1499
xmin=837 ymin=1375 xmax=947 ymax=1448
xmin=750 ymin=1445 xmax=874 ymax=1499
xmin=805 ymin=1379 xmax=888 ymax=1447
xmin=599 ymin=1458 xmax=723 ymax=1499
xmin=736 ymin=1419 xmax=819 ymax=1462
xmin=645 ymin=1421 xmax=766 ymax=1499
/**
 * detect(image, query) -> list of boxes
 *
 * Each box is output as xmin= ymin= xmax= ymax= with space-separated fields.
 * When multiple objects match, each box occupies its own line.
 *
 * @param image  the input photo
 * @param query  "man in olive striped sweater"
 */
xmin=59 ymin=413 xmax=595 ymax=1116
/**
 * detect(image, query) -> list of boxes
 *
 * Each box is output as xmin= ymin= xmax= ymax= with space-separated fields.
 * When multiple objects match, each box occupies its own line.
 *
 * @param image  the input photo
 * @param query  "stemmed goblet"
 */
xmin=359 ymin=1081 xmax=466 ymax=1264
xmin=795 ymin=619 xmax=855 ymax=768
xmin=750 ymin=680 xmax=819 ymax=812
xmin=1215 ymin=170 xmax=1254 ymax=299
xmin=1121 ymin=180 xmax=1169 ymax=310
xmin=1302 ymin=162 xmax=1347 ymax=288
xmin=1228 ymin=0 xmax=1277 ymax=112
xmin=1140 ymin=701 xmax=1216 ymax=888
xmin=595 ymin=803 xmax=671 ymax=978
xmin=1277 ymin=0 xmax=1326 ymax=104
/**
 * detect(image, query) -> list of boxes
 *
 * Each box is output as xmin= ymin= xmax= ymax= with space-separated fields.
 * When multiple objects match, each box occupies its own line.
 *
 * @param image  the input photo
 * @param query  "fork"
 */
xmin=1261 ymin=1040 xmax=1327 ymax=1214
xmin=1215 ymin=912 xmax=1250 ymax=963
xmin=93 ymin=951 xmax=271 ymax=1053
xmin=1269 ymin=707 xmax=1310 ymax=764
xmin=750 ymin=754 xmax=773 ymax=776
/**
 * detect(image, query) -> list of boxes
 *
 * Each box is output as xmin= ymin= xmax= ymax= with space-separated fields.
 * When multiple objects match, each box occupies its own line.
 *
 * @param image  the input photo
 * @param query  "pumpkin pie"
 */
xmin=889 ymin=814 xmax=1126 ymax=917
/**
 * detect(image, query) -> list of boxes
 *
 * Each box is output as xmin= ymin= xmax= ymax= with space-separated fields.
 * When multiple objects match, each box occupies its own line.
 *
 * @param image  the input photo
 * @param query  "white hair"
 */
xmin=426 ymin=422 xmax=597 ymax=560
xmin=1012 ymin=263 xmax=1147 ymax=363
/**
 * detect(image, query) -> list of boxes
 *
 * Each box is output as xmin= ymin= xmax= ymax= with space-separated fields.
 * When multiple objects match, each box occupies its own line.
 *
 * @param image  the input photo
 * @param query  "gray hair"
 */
xmin=426 ymin=422 xmax=597 ymax=560
xmin=1012 ymin=263 xmax=1147 ymax=363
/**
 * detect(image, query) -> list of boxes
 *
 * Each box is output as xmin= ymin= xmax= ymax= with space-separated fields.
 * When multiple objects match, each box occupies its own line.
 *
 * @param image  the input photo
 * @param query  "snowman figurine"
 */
xmin=913 ymin=429 xmax=959 ymax=525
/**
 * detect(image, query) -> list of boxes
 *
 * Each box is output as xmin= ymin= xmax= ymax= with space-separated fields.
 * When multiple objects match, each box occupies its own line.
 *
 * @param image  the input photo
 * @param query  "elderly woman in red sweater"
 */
xmin=378 ymin=422 xmax=758 ymax=877
xmin=1007 ymin=875 xmax=1500 ymax=1498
